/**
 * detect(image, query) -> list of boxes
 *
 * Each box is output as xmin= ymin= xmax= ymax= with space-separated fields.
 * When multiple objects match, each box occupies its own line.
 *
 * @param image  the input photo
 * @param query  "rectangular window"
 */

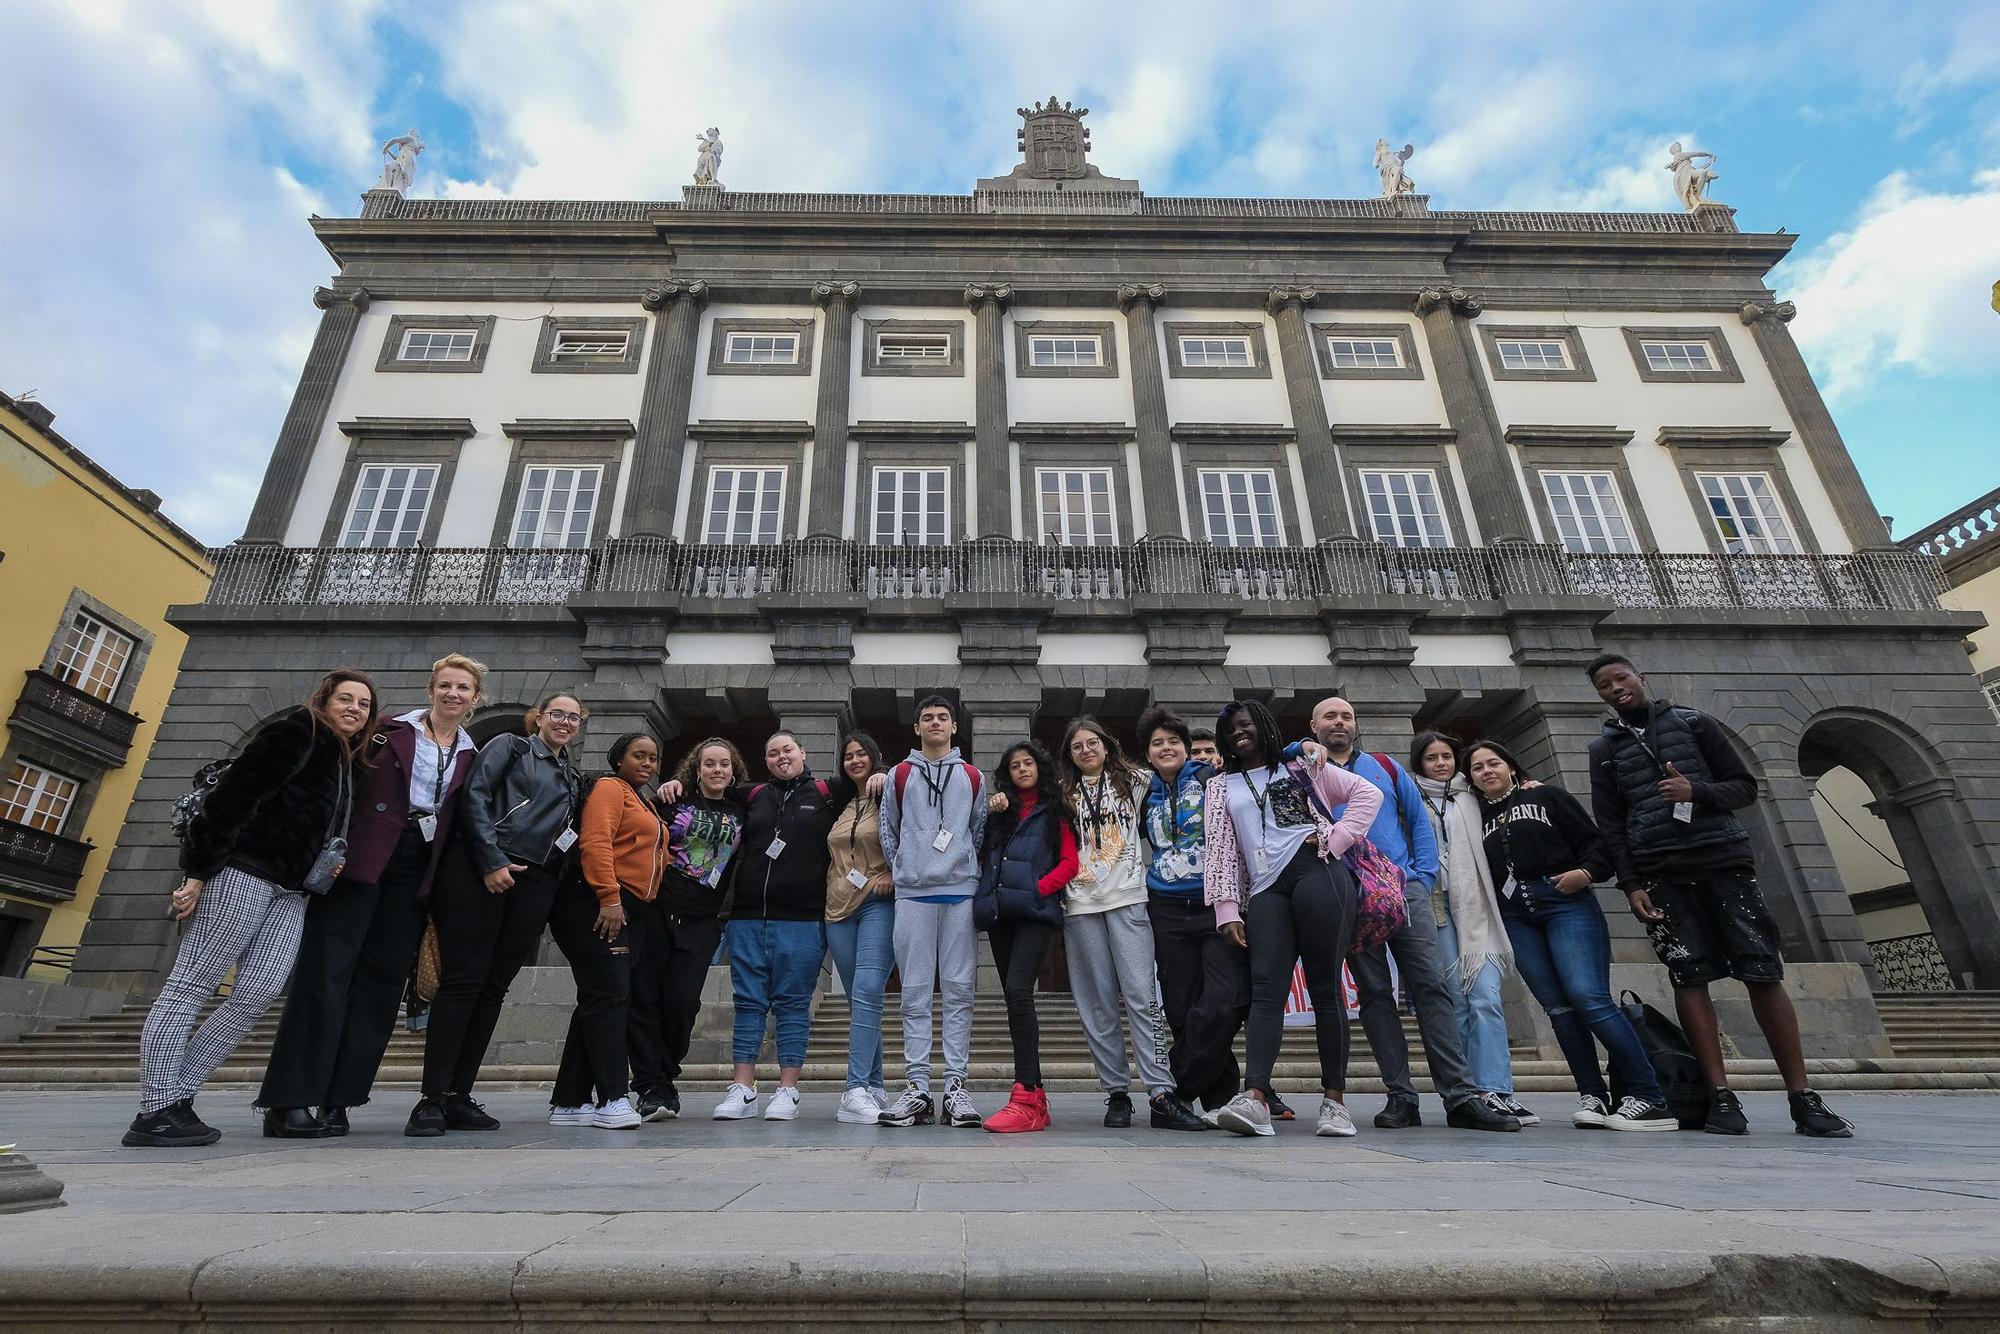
xmin=1698 ymin=472 xmax=1799 ymax=554
xmin=1027 ymin=334 xmax=1103 ymax=368
xmin=870 ymin=468 xmax=949 ymax=546
xmin=723 ymin=332 xmax=800 ymax=365
xmin=397 ymin=329 xmax=475 ymax=363
xmin=1036 ymin=468 xmax=1116 ymax=546
xmin=702 ymin=467 xmax=786 ymax=545
xmin=1322 ymin=337 xmax=1402 ymax=370
xmin=1361 ymin=470 xmax=1453 ymax=548
xmin=1541 ymin=472 xmax=1639 ymax=554
xmin=340 ymin=464 xmax=438 ymax=548
xmin=1640 ymin=339 xmax=1717 ymax=373
xmin=1177 ymin=335 xmax=1253 ymax=368
xmin=52 ymin=611 xmax=136 ymax=702
xmin=1 ymin=760 xmax=78 ymax=834
xmin=550 ymin=330 xmax=630 ymax=358
xmin=1494 ymin=338 xmax=1571 ymax=372
xmin=1199 ymin=469 xmax=1284 ymax=547
xmin=509 ymin=465 xmax=602 ymax=549
xmin=874 ymin=333 xmax=952 ymax=362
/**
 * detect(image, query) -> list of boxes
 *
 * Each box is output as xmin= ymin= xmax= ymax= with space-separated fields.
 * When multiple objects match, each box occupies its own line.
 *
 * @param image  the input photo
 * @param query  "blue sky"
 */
xmin=2 ymin=0 xmax=1996 ymax=544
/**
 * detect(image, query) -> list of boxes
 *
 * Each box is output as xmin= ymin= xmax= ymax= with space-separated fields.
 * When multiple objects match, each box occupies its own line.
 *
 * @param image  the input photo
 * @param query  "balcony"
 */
xmin=0 ymin=818 xmax=91 ymax=902
xmin=199 ymin=539 xmax=1948 ymax=615
xmin=8 ymin=670 xmax=142 ymax=769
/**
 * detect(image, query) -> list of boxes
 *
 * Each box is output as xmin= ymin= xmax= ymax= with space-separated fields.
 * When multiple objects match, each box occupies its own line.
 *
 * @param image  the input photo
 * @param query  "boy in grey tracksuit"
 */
xmin=877 ymin=697 xmax=988 ymax=1127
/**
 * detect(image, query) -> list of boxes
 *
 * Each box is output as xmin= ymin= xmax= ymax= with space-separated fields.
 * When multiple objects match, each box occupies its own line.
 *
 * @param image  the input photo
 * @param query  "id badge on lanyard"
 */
xmin=417 ymin=814 xmax=438 ymax=843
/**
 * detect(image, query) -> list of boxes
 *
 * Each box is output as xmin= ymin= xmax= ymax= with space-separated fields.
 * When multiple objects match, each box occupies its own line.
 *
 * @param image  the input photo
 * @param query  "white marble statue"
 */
xmin=694 ymin=127 xmax=724 ymax=187
xmin=1374 ymin=138 xmax=1416 ymax=198
xmin=374 ymin=129 xmax=424 ymax=193
xmin=1665 ymin=141 xmax=1720 ymax=211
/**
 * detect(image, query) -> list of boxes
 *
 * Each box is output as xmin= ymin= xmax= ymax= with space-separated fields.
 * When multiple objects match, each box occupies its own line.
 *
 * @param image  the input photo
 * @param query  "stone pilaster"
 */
xmin=1265 ymin=286 xmax=1355 ymax=541
xmin=952 ymin=595 xmax=1042 ymax=768
xmin=965 ymin=283 xmax=1013 ymax=538
xmin=241 ymin=285 xmax=368 ymax=543
xmin=1413 ymin=286 xmax=1535 ymax=545
xmin=622 ymin=279 xmax=709 ymax=540
xmin=1739 ymin=300 xmax=1891 ymax=549
xmin=1118 ymin=283 xmax=1182 ymax=538
xmin=806 ymin=281 xmax=860 ymax=536
xmin=767 ymin=682 xmax=854 ymax=774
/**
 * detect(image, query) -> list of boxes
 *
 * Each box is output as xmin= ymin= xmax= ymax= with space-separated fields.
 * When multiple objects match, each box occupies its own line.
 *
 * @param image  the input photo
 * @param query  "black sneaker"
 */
xmin=122 ymin=1101 xmax=220 ymax=1148
xmin=443 ymin=1093 xmax=499 ymax=1131
xmin=1374 ymin=1093 xmax=1421 ymax=1129
xmin=1149 ymin=1092 xmax=1210 ymax=1131
xmin=1445 ymin=1097 xmax=1519 ymax=1132
xmin=1499 ymin=1094 xmax=1540 ymax=1127
xmin=637 ymin=1091 xmax=678 ymax=1123
xmin=1604 ymin=1095 xmax=1679 ymax=1132
xmin=1103 ymin=1091 xmax=1134 ymax=1128
xmin=1705 ymin=1088 xmax=1748 ymax=1136
xmin=1268 ymin=1092 xmax=1296 ymax=1122
xmin=1789 ymin=1089 xmax=1853 ymax=1139
xmin=404 ymin=1095 xmax=448 ymax=1138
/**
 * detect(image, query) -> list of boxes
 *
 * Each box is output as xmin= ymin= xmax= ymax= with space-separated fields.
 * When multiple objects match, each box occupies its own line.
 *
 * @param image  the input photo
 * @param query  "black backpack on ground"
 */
xmin=1607 ymin=989 xmax=1709 ymax=1129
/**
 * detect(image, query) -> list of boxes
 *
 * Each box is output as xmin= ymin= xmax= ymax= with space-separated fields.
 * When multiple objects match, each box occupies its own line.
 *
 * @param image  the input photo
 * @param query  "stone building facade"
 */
xmin=68 ymin=108 xmax=2000 ymax=1003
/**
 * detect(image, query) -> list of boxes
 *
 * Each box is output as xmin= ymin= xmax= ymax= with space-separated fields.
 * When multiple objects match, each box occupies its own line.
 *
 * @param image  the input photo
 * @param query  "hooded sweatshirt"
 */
xmin=879 ymin=747 xmax=987 ymax=901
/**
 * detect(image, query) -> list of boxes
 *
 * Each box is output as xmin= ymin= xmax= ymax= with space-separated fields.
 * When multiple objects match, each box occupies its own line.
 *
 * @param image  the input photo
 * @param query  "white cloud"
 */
xmin=1786 ymin=168 xmax=2000 ymax=400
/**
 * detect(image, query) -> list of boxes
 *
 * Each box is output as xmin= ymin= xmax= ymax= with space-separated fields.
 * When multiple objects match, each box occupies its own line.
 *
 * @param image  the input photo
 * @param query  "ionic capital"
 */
xmin=641 ymin=279 xmax=710 ymax=312
xmin=1413 ymin=286 xmax=1482 ymax=318
xmin=1117 ymin=282 xmax=1167 ymax=312
xmin=1265 ymin=285 xmax=1320 ymax=316
xmin=312 ymin=285 xmax=370 ymax=312
xmin=812 ymin=280 xmax=861 ymax=308
xmin=964 ymin=282 xmax=1013 ymax=313
xmin=1738 ymin=299 xmax=1798 ymax=326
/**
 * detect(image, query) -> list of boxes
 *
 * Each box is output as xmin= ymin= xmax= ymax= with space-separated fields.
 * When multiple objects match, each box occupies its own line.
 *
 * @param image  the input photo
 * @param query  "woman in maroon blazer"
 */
xmin=257 ymin=654 xmax=485 ymax=1137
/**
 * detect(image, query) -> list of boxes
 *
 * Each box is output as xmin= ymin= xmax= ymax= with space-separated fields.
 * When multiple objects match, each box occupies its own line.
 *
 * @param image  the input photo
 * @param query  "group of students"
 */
xmin=122 ymin=650 xmax=1853 ymax=1148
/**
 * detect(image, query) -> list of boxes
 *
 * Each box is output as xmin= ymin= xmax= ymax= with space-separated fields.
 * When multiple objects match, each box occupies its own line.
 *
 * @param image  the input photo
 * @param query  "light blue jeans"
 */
xmin=824 ymin=895 xmax=894 ymax=1091
xmin=726 ymin=918 xmax=824 ymax=1068
xmin=1437 ymin=910 xmax=1514 ymax=1095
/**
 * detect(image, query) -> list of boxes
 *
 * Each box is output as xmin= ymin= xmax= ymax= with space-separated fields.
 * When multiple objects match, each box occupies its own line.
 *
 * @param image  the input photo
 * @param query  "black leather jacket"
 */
xmin=458 ymin=734 xmax=582 ymax=873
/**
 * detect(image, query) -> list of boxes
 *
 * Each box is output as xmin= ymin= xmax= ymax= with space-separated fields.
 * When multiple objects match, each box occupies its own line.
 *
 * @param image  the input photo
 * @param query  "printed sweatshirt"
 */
xmin=1065 ymin=770 xmax=1151 ymax=915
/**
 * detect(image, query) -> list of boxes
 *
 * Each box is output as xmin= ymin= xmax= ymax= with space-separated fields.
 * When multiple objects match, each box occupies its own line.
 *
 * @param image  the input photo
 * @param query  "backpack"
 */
xmin=891 ymin=759 xmax=983 ymax=809
xmin=169 ymin=757 xmax=234 ymax=845
xmin=747 ymin=778 xmax=831 ymax=806
xmin=1607 ymin=989 xmax=1709 ymax=1129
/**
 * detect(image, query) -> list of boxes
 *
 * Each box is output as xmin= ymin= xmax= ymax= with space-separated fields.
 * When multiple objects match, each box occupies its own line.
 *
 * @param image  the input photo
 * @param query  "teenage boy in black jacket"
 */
xmin=1586 ymin=654 xmax=1852 ymax=1138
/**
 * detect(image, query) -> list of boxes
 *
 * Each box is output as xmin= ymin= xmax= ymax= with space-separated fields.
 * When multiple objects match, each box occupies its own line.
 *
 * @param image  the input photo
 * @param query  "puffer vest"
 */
xmin=1593 ymin=702 xmax=1748 ymax=866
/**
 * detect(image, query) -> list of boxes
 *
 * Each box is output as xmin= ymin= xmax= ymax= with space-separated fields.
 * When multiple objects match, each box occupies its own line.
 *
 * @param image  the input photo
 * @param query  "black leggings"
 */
xmin=1243 ymin=844 xmax=1358 ymax=1099
xmin=547 ymin=878 xmax=633 ymax=1107
xmin=421 ymin=838 xmax=560 ymax=1097
xmin=625 ymin=898 xmax=725 ymax=1099
xmin=988 ymin=918 xmax=1058 ymax=1088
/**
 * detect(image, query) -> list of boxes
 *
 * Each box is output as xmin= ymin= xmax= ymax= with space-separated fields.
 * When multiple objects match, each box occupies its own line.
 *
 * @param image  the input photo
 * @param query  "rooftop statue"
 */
xmin=694 ymin=127 xmax=724 ymax=188
xmin=373 ymin=129 xmax=424 ymax=194
xmin=1665 ymin=141 xmax=1720 ymax=211
xmin=1374 ymin=139 xmax=1416 ymax=198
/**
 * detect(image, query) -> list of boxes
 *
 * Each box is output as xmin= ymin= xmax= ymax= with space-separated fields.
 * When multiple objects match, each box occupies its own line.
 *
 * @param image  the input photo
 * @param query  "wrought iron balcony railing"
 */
xmin=0 ymin=818 xmax=92 ymax=902
xmin=8 ymin=670 xmax=143 ymax=769
xmin=200 ymin=539 xmax=1948 ymax=615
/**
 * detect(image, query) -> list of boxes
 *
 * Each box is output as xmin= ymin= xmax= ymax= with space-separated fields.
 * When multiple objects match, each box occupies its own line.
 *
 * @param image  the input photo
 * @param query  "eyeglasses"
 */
xmin=542 ymin=710 xmax=583 ymax=724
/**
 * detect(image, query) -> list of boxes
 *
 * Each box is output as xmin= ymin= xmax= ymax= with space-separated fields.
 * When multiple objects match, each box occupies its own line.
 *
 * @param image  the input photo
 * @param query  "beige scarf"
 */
xmin=1416 ymin=771 xmax=1513 ymax=991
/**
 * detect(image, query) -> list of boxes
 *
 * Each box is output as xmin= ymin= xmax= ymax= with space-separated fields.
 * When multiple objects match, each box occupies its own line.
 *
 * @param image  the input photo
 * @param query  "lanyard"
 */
xmin=1079 ymin=774 xmax=1108 ymax=854
xmin=846 ymin=795 xmax=875 ymax=854
xmin=1618 ymin=714 xmax=1672 ymax=779
xmin=420 ymin=715 xmax=454 ymax=811
xmin=1425 ymin=792 xmax=1450 ymax=847
xmin=916 ymin=759 xmax=951 ymax=809
xmin=1241 ymin=765 xmax=1279 ymax=837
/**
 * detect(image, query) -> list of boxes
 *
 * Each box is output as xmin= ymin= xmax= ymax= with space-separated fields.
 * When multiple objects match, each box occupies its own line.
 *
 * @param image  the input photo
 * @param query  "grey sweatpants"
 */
xmin=892 ymin=896 xmax=976 ymax=1091
xmin=1064 ymin=902 xmax=1173 ymax=1096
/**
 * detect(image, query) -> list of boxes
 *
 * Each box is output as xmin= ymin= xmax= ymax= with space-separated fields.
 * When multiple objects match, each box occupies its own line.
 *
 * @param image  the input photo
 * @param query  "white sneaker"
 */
xmin=763 ymin=1086 xmax=801 ymax=1121
xmin=1214 ymin=1092 xmax=1275 ymax=1138
xmin=1573 ymin=1092 xmax=1611 ymax=1129
xmin=837 ymin=1087 xmax=883 ymax=1124
xmin=941 ymin=1079 xmax=983 ymax=1128
xmin=1315 ymin=1097 xmax=1358 ymax=1137
xmin=869 ymin=1085 xmax=891 ymax=1110
xmin=712 ymin=1083 xmax=758 ymax=1120
xmin=548 ymin=1105 xmax=593 ymax=1127
xmin=592 ymin=1097 xmax=642 ymax=1129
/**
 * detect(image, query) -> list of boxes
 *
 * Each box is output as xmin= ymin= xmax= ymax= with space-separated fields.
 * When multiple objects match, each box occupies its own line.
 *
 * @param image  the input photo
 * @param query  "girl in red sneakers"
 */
xmin=976 ymin=741 xmax=1078 ymax=1133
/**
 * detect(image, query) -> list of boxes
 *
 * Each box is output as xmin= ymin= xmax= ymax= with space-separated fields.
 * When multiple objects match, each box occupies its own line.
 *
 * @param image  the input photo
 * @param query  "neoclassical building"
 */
xmin=68 ymin=103 xmax=2000 ymax=1002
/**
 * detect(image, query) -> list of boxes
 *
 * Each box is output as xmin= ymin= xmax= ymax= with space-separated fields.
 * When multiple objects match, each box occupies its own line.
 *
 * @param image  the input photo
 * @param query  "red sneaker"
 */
xmin=985 ymin=1083 xmax=1050 ymax=1133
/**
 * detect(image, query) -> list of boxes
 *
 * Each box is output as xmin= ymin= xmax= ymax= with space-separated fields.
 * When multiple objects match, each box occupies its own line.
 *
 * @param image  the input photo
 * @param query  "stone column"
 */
xmin=1413 ymin=286 xmax=1535 ymax=545
xmin=1880 ymin=779 xmax=2000 ymax=987
xmin=622 ymin=279 xmax=709 ymax=541
xmin=806 ymin=280 xmax=860 ymax=537
xmin=1118 ymin=282 xmax=1182 ymax=538
xmin=240 ymin=286 xmax=368 ymax=543
xmin=1266 ymin=286 xmax=1355 ymax=542
xmin=1739 ymin=300 xmax=1891 ymax=549
xmin=965 ymin=283 xmax=1013 ymax=538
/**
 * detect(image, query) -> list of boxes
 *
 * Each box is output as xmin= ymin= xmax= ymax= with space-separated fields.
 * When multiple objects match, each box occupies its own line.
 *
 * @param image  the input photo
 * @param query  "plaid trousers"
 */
xmin=138 ymin=866 xmax=307 ymax=1113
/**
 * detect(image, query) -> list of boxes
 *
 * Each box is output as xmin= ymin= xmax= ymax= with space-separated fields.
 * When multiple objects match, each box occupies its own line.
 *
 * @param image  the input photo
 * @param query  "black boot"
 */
xmin=263 ymin=1106 xmax=332 ymax=1139
xmin=1102 ymin=1091 xmax=1134 ymax=1128
xmin=320 ymin=1106 xmax=351 ymax=1137
xmin=1374 ymin=1093 xmax=1422 ymax=1128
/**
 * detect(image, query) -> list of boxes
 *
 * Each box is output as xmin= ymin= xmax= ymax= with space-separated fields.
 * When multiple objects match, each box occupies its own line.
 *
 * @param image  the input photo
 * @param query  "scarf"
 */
xmin=1414 ymin=771 xmax=1513 ymax=993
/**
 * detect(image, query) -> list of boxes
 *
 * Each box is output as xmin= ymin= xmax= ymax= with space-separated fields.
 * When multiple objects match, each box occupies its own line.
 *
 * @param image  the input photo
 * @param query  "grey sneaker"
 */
xmin=1214 ymin=1092 xmax=1275 ymax=1138
xmin=877 ymin=1083 xmax=934 ymax=1127
xmin=1315 ymin=1098 xmax=1358 ymax=1137
xmin=940 ymin=1079 xmax=983 ymax=1128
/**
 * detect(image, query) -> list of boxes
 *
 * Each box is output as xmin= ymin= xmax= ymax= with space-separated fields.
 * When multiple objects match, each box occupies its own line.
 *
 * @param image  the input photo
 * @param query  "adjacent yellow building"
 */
xmin=0 ymin=391 xmax=212 ymax=975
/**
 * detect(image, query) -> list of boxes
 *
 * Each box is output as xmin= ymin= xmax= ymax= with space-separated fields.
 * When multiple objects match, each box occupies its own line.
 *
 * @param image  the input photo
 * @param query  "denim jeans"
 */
xmin=1436 ymin=910 xmax=1513 ymax=1096
xmin=726 ymin=918 xmax=825 ymax=1069
xmin=1501 ymin=881 xmax=1664 ymax=1104
xmin=824 ymin=895 xmax=894 ymax=1091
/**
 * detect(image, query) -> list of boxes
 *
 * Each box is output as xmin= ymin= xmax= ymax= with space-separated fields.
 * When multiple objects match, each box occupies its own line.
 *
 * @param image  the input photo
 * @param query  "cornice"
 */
xmin=1170 ymin=422 xmax=1296 ymax=446
xmin=687 ymin=419 xmax=813 ymax=443
xmin=337 ymin=416 xmax=477 ymax=439
xmin=1009 ymin=421 xmax=1136 ymax=445
xmin=1503 ymin=425 xmax=1636 ymax=448
xmin=1654 ymin=426 xmax=1791 ymax=450
xmin=500 ymin=418 xmax=637 ymax=440
xmin=847 ymin=420 xmax=978 ymax=443
xmin=1327 ymin=424 xmax=1458 ymax=447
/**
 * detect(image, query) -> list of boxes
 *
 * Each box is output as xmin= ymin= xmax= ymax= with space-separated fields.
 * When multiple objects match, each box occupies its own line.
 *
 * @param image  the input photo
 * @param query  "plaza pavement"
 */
xmin=3 ymin=1089 xmax=2000 ymax=1329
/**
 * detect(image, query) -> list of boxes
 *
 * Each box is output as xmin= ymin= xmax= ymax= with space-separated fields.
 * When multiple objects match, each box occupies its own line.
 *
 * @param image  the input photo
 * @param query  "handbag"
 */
xmin=1292 ymin=761 xmax=1408 ymax=953
xmin=415 ymin=920 xmax=442 ymax=1002
xmin=298 ymin=764 xmax=352 ymax=896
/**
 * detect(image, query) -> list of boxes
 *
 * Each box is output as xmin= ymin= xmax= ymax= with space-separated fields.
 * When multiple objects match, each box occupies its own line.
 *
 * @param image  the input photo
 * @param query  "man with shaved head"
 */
xmin=1307 ymin=696 xmax=1517 ymax=1132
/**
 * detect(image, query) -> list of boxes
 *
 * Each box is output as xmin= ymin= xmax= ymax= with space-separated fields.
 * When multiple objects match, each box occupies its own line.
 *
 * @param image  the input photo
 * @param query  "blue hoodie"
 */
xmin=1325 ymin=750 xmax=1439 ymax=889
xmin=1141 ymin=759 xmax=1212 ymax=897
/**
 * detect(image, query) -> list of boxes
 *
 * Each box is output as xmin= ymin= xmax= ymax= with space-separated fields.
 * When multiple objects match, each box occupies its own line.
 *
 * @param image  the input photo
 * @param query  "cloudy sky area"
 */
xmin=1 ymin=0 xmax=1996 ymax=544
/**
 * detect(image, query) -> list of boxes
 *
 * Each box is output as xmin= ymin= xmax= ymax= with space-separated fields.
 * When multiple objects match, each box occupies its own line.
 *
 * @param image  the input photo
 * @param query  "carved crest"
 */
xmin=1016 ymin=96 xmax=1092 ymax=180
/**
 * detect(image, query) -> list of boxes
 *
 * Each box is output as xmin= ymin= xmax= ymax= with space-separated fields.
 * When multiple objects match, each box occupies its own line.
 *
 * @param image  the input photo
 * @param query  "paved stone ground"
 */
xmin=4 ymin=1090 xmax=2000 ymax=1328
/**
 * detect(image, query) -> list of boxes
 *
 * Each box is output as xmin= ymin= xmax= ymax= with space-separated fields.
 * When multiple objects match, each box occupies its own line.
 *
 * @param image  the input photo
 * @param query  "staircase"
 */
xmin=1874 ymin=992 xmax=2000 ymax=1058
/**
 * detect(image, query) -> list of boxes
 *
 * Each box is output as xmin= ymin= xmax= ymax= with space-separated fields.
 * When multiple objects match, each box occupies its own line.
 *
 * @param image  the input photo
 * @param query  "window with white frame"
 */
xmin=397 ymin=329 xmax=476 ymax=363
xmin=1322 ymin=336 xmax=1402 ymax=370
xmin=874 ymin=332 xmax=952 ymax=363
xmin=870 ymin=468 xmax=949 ymax=545
xmin=550 ymin=330 xmax=630 ymax=358
xmin=509 ymin=466 xmax=601 ymax=549
xmin=1540 ymin=472 xmax=1638 ymax=554
xmin=1698 ymin=472 xmax=1799 ymax=555
xmin=1361 ymin=470 xmax=1453 ymax=548
xmin=1177 ymin=335 xmax=1253 ymax=368
xmin=723 ymin=331 xmax=800 ymax=365
xmin=52 ymin=611 xmax=135 ymax=702
xmin=702 ymin=467 xmax=786 ymax=545
xmin=340 ymin=464 xmax=438 ymax=548
xmin=1036 ymin=468 xmax=1116 ymax=546
xmin=1 ymin=760 xmax=78 ymax=834
xmin=1027 ymin=334 xmax=1103 ymax=368
xmin=1199 ymin=469 xmax=1284 ymax=547
xmin=1493 ymin=338 xmax=1571 ymax=372
xmin=1638 ymin=338 xmax=1717 ymax=373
